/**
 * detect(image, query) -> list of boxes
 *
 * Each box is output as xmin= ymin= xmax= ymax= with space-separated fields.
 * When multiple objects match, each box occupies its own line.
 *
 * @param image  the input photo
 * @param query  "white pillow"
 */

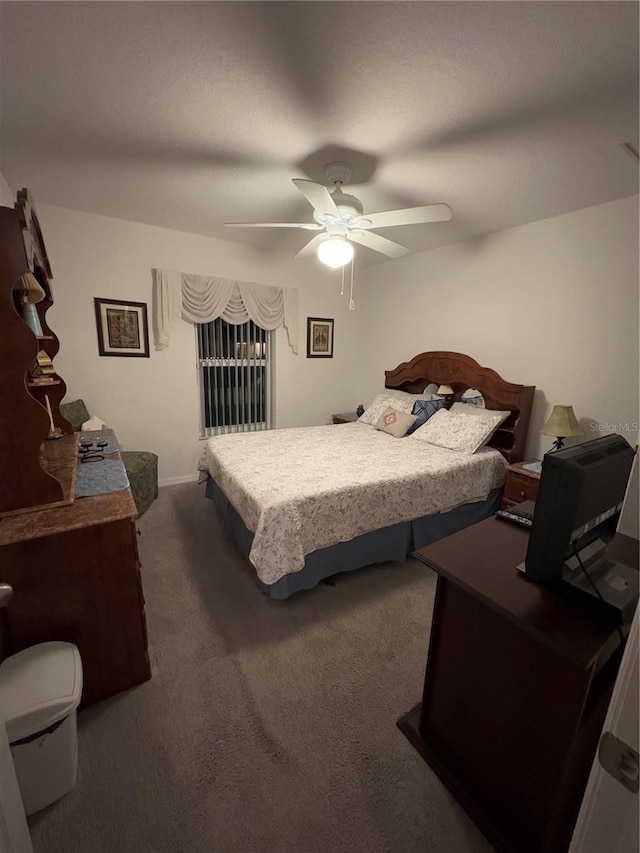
xmin=410 ymin=408 xmax=507 ymax=454
xmin=443 ymin=403 xmax=510 ymax=448
xmin=374 ymin=407 xmax=417 ymax=438
xmin=450 ymin=401 xmax=510 ymax=423
xmin=82 ymin=415 xmax=108 ymax=431
xmin=460 ymin=388 xmax=485 ymax=407
xmin=423 ymin=383 xmax=441 ymax=396
xmin=359 ymin=393 xmax=415 ymax=425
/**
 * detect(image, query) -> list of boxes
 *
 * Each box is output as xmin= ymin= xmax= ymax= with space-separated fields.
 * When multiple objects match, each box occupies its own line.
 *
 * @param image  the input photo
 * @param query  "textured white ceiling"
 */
xmin=0 ymin=2 xmax=638 ymax=264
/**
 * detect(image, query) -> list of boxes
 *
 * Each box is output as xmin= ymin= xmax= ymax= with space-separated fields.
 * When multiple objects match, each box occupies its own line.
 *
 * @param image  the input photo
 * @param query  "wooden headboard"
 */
xmin=385 ymin=351 xmax=535 ymax=464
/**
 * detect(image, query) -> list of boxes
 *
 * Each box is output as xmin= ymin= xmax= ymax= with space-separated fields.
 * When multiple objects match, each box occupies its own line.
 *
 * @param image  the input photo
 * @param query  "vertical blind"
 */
xmin=197 ymin=318 xmax=272 ymax=435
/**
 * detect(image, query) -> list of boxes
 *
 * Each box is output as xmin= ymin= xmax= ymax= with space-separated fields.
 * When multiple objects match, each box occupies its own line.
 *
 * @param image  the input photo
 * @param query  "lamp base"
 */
xmin=552 ymin=436 xmax=565 ymax=451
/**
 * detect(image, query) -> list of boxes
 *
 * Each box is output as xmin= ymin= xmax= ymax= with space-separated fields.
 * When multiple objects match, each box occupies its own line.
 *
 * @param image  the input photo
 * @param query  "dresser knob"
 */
xmin=0 ymin=584 xmax=13 ymax=608
xmin=519 ymin=490 xmax=525 ymax=497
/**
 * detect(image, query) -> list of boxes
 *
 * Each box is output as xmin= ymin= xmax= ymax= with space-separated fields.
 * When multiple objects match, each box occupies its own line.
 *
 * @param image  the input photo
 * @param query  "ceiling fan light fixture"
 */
xmin=227 ymin=163 xmax=452 ymax=263
xmin=317 ymin=237 xmax=354 ymax=269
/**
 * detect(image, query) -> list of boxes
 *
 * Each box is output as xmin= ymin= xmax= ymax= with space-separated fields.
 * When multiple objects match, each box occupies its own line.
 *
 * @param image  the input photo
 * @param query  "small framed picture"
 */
xmin=306 ymin=317 xmax=334 ymax=358
xmin=94 ymin=298 xmax=150 ymax=358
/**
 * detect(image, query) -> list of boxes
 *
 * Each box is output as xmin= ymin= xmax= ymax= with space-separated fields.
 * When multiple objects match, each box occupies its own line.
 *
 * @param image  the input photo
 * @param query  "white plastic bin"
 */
xmin=0 ymin=641 xmax=83 ymax=815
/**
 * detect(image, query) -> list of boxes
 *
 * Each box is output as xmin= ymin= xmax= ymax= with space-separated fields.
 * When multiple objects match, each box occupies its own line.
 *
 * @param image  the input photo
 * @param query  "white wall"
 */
xmin=38 ymin=205 xmax=360 ymax=484
xmin=358 ymin=195 xmax=639 ymax=536
xmin=0 ymin=171 xmax=13 ymax=206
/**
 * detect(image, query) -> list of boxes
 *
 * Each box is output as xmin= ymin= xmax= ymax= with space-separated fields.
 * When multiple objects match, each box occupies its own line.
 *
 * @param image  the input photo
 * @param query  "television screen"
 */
xmin=525 ymin=434 xmax=637 ymax=624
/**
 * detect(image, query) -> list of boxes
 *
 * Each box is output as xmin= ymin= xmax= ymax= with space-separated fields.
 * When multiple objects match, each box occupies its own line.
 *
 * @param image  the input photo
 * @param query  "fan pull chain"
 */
xmin=340 ymin=265 xmax=345 ymax=297
xmin=349 ymin=258 xmax=356 ymax=311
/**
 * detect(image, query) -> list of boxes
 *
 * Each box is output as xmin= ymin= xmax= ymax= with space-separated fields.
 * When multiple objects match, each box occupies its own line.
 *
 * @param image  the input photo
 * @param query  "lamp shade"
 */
xmin=437 ymin=384 xmax=454 ymax=396
xmin=541 ymin=405 xmax=583 ymax=438
xmin=16 ymin=273 xmax=46 ymax=304
xmin=317 ymin=237 xmax=354 ymax=269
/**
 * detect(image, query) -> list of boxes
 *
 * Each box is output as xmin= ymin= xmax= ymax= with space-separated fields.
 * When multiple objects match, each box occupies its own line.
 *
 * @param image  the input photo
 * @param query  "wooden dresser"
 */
xmin=399 ymin=511 xmax=636 ymax=853
xmin=0 ymin=435 xmax=151 ymax=707
xmin=0 ymin=189 xmax=150 ymax=707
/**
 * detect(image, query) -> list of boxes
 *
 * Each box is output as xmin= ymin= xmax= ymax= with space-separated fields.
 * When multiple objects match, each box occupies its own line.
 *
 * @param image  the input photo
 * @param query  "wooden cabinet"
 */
xmin=0 ymin=189 xmax=151 ymax=706
xmin=502 ymin=460 xmax=541 ymax=508
xmin=399 ymin=513 xmax=637 ymax=853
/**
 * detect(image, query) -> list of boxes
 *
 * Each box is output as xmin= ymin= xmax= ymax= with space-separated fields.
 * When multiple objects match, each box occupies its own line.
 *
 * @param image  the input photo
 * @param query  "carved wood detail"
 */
xmin=0 ymin=209 xmax=63 ymax=513
xmin=385 ymin=351 xmax=535 ymax=464
xmin=16 ymin=187 xmax=53 ymax=283
xmin=0 ymin=189 xmax=73 ymax=514
xmin=35 ymin=297 xmax=73 ymax=435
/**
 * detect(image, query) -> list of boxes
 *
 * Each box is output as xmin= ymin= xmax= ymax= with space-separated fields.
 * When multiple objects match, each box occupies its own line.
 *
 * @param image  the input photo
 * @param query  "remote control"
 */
xmin=495 ymin=507 xmax=534 ymax=528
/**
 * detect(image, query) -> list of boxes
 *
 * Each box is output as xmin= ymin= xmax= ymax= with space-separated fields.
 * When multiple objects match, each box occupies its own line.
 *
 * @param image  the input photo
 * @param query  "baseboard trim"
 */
xmin=159 ymin=474 xmax=199 ymax=488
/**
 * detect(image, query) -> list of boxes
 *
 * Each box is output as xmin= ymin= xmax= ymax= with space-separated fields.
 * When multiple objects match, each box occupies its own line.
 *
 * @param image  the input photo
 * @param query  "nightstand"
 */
xmin=332 ymin=412 xmax=358 ymax=424
xmin=502 ymin=461 xmax=541 ymax=508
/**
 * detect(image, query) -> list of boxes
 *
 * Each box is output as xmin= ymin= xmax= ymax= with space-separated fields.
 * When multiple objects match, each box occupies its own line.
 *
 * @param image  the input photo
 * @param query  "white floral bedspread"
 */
xmin=198 ymin=423 xmax=506 ymax=585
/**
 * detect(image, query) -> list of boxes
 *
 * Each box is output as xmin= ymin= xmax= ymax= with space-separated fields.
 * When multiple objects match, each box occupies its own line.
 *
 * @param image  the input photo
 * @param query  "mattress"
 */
xmin=198 ymin=422 xmax=507 ymax=585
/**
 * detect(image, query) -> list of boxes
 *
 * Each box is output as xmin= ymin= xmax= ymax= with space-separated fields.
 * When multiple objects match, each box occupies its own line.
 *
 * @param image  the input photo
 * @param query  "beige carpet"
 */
xmin=28 ymin=483 xmax=494 ymax=853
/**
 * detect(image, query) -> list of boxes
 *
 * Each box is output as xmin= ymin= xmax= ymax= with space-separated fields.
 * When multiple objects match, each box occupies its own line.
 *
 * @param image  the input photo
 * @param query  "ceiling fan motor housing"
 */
xmin=324 ymin=161 xmax=353 ymax=186
xmin=330 ymin=189 xmax=363 ymax=218
xmin=323 ymin=161 xmax=364 ymax=219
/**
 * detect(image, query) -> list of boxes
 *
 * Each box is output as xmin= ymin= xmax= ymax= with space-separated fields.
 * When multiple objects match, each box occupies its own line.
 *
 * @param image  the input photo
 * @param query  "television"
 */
xmin=524 ymin=433 xmax=638 ymax=625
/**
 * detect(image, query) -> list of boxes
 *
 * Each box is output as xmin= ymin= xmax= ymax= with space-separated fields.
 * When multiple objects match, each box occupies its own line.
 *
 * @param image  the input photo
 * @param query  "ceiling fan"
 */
xmin=225 ymin=162 xmax=452 ymax=268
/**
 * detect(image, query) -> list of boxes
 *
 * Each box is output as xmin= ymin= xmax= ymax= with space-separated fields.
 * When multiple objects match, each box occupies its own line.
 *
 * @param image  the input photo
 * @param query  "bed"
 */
xmin=199 ymin=351 xmax=535 ymax=598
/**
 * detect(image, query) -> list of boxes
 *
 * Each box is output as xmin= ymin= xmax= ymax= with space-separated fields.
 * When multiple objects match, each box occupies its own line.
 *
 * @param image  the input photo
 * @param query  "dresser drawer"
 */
xmin=504 ymin=471 xmax=539 ymax=504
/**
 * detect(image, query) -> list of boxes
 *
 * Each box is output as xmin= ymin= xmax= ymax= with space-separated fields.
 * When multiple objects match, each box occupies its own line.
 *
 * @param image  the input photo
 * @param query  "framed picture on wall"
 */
xmin=94 ymin=298 xmax=150 ymax=358
xmin=306 ymin=317 xmax=334 ymax=358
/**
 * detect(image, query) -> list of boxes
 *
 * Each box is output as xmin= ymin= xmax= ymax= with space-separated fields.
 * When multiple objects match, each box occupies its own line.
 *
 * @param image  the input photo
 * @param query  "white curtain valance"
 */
xmin=153 ymin=269 xmax=299 ymax=354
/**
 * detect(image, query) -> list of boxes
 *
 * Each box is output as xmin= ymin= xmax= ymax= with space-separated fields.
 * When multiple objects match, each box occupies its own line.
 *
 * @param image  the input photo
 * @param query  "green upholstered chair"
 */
xmin=59 ymin=399 xmax=158 ymax=518
xmin=60 ymin=398 xmax=91 ymax=432
xmin=120 ymin=451 xmax=158 ymax=518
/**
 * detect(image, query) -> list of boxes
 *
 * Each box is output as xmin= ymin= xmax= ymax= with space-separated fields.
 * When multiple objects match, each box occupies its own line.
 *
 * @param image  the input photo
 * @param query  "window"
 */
xmin=197 ymin=318 xmax=272 ymax=436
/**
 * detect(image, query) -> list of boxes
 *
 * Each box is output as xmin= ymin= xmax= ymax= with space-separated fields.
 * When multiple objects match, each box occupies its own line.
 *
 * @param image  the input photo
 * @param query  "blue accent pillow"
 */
xmin=461 ymin=389 xmax=485 ymax=407
xmin=407 ymin=398 xmax=445 ymax=435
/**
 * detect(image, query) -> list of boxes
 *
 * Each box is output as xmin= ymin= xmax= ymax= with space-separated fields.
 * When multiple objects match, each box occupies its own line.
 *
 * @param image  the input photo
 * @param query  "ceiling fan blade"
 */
xmin=295 ymin=233 xmax=327 ymax=259
xmin=225 ymin=221 xmax=322 ymax=230
xmin=351 ymin=203 xmax=452 ymax=230
xmin=292 ymin=179 xmax=339 ymax=217
xmin=348 ymin=230 xmax=409 ymax=258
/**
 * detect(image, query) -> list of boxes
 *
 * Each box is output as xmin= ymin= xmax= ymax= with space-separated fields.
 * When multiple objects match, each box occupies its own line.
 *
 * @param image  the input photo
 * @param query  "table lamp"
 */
xmin=541 ymin=405 xmax=583 ymax=451
xmin=437 ymin=384 xmax=454 ymax=407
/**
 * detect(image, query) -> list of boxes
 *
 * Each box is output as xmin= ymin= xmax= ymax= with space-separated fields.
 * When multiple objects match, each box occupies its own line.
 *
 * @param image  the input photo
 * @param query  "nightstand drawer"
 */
xmin=504 ymin=471 xmax=539 ymax=504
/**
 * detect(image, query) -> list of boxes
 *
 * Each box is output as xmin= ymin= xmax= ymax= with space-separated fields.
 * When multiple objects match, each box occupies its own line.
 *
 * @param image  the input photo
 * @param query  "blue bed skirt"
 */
xmin=205 ymin=477 xmax=502 ymax=599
